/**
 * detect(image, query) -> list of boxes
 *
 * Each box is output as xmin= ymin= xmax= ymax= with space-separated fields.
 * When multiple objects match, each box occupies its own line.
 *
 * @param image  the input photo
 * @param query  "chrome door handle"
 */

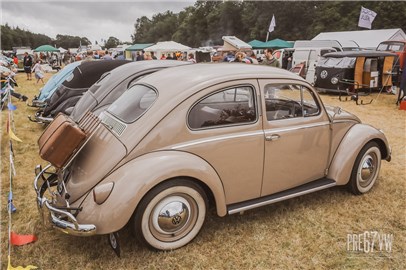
xmin=265 ymin=134 xmax=280 ymax=141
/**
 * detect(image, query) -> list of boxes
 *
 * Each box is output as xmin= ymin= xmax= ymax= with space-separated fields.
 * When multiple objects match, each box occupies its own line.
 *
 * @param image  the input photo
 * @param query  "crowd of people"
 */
xmin=219 ymin=48 xmax=283 ymax=68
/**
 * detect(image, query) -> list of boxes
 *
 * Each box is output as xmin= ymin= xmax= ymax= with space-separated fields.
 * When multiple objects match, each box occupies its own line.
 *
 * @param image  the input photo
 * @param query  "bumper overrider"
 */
xmin=34 ymin=164 xmax=96 ymax=236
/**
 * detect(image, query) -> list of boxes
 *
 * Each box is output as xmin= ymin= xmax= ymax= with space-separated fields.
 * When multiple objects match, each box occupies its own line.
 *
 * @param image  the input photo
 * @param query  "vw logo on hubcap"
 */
xmin=172 ymin=215 xmax=182 ymax=225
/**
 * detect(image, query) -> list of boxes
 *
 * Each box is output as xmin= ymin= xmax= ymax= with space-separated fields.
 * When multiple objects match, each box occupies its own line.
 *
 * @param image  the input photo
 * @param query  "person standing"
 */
xmin=261 ymin=48 xmax=280 ymax=68
xmin=102 ymin=51 xmax=113 ymax=60
xmin=247 ymin=51 xmax=259 ymax=64
xmin=187 ymin=53 xmax=196 ymax=63
xmin=32 ymin=60 xmax=45 ymax=84
xmin=13 ymin=55 xmax=18 ymax=65
xmin=23 ymin=52 xmax=33 ymax=80
xmin=143 ymin=52 xmax=153 ymax=60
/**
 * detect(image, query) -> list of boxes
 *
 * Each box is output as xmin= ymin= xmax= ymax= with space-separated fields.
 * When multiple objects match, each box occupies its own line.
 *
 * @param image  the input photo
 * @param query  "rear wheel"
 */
xmin=133 ymin=179 xmax=207 ymax=251
xmin=348 ymin=142 xmax=381 ymax=195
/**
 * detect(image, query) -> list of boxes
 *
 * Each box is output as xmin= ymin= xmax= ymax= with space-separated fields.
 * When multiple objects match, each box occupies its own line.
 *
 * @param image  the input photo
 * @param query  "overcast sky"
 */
xmin=1 ymin=0 xmax=196 ymax=45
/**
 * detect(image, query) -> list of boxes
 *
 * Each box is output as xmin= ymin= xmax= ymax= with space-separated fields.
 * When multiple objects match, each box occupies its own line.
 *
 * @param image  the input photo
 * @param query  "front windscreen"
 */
xmin=317 ymin=56 xmax=356 ymax=68
xmin=107 ymin=84 xmax=157 ymax=123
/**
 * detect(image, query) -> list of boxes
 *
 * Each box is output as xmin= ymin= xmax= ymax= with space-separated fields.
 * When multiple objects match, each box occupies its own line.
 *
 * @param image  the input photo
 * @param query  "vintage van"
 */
xmin=291 ymin=47 xmax=337 ymax=84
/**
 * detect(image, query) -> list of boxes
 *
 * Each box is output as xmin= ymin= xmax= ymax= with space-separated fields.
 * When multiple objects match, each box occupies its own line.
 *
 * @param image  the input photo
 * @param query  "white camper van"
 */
xmin=291 ymin=47 xmax=337 ymax=84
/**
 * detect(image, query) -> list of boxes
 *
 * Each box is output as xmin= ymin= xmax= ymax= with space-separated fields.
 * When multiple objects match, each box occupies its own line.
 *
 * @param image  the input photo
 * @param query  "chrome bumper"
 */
xmin=28 ymin=112 xmax=53 ymax=124
xmin=34 ymin=164 xmax=96 ymax=236
xmin=27 ymin=98 xmax=46 ymax=108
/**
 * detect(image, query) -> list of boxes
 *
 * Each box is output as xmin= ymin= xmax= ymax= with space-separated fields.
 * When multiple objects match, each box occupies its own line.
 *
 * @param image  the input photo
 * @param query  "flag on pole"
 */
xmin=358 ymin=6 xmax=377 ymax=29
xmin=9 ymin=129 xmax=22 ymax=142
xmin=268 ymin=15 xmax=276 ymax=33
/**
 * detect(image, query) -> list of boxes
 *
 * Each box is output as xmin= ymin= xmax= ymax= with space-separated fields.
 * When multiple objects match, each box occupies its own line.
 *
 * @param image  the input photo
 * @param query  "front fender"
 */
xmin=73 ymin=150 xmax=227 ymax=234
xmin=327 ymin=124 xmax=390 ymax=186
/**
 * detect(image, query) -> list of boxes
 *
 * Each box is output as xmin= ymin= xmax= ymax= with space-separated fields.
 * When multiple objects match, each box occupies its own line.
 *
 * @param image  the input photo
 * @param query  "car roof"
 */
xmin=97 ymin=60 xmax=191 ymax=86
xmin=139 ymin=63 xmax=304 ymax=97
xmin=323 ymin=51 xmax=397 ymax=58
xmin=62 ymin=60 xmax=130 ymax=88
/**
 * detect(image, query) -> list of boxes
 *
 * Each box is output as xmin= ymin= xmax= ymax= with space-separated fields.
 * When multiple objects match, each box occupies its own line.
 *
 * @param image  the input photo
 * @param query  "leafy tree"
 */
xmin=104 ymin=36 xmax=120 ymax=49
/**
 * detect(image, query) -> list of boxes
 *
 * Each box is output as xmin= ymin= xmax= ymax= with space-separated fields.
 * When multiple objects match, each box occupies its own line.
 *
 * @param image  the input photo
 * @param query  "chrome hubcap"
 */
xmin=359 ymin=154 xmax=376 ymax=188
xmin=152 ymin=196 xmax=190 ymax=235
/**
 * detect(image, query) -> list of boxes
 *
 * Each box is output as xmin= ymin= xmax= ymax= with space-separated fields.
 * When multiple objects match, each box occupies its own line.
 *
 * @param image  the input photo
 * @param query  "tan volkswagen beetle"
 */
xmin=34 ymin=63 xmax=391 ymax=251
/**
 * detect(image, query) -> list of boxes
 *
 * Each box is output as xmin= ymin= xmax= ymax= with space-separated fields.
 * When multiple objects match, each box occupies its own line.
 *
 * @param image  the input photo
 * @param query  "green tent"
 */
xmin=125 ymin=43 xmax=155 ymax=51
xmin=259 ymin=39 xmax=294 ymax=49
xmin=34 ymin=45 xmax=60 ymax=52
xmin=248 ymin=40 xmax=265 ymax=49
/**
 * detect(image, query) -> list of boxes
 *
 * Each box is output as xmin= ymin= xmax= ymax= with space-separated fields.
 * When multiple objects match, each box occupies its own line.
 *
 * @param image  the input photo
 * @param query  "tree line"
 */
xmin=1 ymin=1 xmax=405 ymax=51
xmin=1 ymin=24 xmax=91 ymax=51
xmin=132 ymin=1 xmax=406 ymax=47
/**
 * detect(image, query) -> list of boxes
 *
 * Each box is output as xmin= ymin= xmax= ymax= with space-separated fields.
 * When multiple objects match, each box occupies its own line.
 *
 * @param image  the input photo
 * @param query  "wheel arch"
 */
xmin=75 ymin=150 xmax=227 ymax=235
xmin=327 ymin=124 xmax=390 ymax=186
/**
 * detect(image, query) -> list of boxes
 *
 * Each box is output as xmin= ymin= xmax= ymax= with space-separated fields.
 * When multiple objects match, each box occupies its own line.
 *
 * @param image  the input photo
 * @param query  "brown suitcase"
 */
xmin=38 ymin=113 xmax=86 ymax=168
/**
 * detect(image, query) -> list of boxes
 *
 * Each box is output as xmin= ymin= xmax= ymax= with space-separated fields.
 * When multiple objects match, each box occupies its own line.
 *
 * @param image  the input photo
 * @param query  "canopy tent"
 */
xmin=58 ymin=47 xmax=68 ymax=53
xmin=248 ymin=40 xmax=265 ymax=49
xmin=144 ymin=41 xmax=191 ymax=58
xmin=145 ymin=41 xmax=191 ymax=52
xmin=125 ymin=43 xmax=155 ymax=51
xmin=34 ymin=45 xmax=59 ymax=52
xmin=256 ymin=38 xmax=294 ymax=49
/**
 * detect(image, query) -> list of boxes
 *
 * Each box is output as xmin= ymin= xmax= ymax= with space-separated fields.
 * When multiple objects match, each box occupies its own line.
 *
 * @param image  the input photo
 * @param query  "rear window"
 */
xmin=107 ymin=84 xmax=157 ymax=123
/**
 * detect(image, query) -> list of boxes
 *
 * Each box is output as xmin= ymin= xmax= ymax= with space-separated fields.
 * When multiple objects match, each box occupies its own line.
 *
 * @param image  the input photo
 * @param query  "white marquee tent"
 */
xmin=312 ymin=28 xmax=406 ymax=49
xmin=144 ymin=41 xmax=191 ymax=58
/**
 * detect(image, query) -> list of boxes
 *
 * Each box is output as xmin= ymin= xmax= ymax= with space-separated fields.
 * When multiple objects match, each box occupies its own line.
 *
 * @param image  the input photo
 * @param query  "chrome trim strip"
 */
xmin=228 ymin=182 xmax=336 ymax=215
xmin=264 ymin=121 xmax=330 ymax=134
xmin=171 ymin=130 xmax=264 ymax=149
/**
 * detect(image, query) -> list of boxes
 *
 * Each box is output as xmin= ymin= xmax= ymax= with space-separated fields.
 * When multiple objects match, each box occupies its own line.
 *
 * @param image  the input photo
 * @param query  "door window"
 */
xmin=263 ymin=84 xmax=320 ymax=121
xmin=188 ymin=86 xmax=257 ymax=129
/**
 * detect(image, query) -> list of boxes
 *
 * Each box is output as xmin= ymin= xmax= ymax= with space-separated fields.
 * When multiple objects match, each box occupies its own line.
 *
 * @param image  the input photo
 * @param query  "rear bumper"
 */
xmin=34 ymin=164 xmax=96 ymax=236
xmin=28 ymin=111 xmax=53 ymax=124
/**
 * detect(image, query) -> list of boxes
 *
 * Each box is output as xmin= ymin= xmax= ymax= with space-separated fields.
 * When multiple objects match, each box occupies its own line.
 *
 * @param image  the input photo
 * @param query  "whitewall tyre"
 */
xmin=348 ymin=142 xmax=381 ymax=195
xmin=133 ymin=179 xmax=207 ymax=251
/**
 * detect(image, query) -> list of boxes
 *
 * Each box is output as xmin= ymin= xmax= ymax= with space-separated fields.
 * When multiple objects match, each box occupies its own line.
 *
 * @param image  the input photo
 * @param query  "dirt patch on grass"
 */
xmin=1 ymin=72 xmax=405 ymax=269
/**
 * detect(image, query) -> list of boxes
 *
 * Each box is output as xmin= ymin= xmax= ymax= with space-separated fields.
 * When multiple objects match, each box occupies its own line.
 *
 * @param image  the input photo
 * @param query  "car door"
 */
xmin=259 ymin=80 xmax=331 ymax=196
xmin=183 ymin=80 xmax=265 ymax=204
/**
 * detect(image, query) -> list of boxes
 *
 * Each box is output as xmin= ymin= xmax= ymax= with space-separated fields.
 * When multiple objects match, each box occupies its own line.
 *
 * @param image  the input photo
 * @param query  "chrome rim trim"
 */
xmin=358 ymin=153 xmax=377 ymax=188
xmin=152 ymin=196 xmax=191 ymax=235
xmin=149 ymin=193 xmax=198 ymax=243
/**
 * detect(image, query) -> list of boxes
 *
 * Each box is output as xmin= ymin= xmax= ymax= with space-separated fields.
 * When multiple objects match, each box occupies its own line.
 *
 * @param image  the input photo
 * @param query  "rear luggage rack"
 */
xmin=61 ymin=111 xmax=101 ymax=170
xmin=37 ymin=111 xmax=101 ymax=169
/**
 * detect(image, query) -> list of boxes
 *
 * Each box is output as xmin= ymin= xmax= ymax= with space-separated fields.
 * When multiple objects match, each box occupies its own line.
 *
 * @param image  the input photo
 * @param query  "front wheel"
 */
xmin=348 ymin=142 xmax=381 ymax=195
xmin=133 ymin=179 xmax=207 ymax=251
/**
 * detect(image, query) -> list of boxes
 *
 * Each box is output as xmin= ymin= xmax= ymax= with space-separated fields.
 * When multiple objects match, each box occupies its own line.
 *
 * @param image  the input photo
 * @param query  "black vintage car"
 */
xmin=70 ymin=60 xmax=191 ymax=122
xmin=314 ymin=51 xmax=398 ymax=94
xmin=31 ymin=60 xmax=130 ymax=123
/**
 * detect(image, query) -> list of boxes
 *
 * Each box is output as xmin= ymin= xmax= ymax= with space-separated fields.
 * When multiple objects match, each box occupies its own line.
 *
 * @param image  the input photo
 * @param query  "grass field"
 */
xmin=1 ymin=72 xmax=405 ymax=269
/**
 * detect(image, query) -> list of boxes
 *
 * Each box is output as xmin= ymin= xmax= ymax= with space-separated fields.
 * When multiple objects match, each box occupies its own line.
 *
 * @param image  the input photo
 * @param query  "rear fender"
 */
xmin=73 ymin=150 xmax=226 ymax=234
xmin=327 ymin=124 xmax=390 ymax=186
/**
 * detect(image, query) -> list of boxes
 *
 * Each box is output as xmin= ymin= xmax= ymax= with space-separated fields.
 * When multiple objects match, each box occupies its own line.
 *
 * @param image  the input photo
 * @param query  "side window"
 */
xmin=264 ymin=84 xmax=320 ymax=121
xmin=188 ymin=86 xmax=257 ymax=129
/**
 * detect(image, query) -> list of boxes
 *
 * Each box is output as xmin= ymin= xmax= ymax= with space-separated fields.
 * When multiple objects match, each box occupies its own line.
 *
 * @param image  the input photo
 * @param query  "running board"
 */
xmin=228 ymin=178 xmax=336 ymax=215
